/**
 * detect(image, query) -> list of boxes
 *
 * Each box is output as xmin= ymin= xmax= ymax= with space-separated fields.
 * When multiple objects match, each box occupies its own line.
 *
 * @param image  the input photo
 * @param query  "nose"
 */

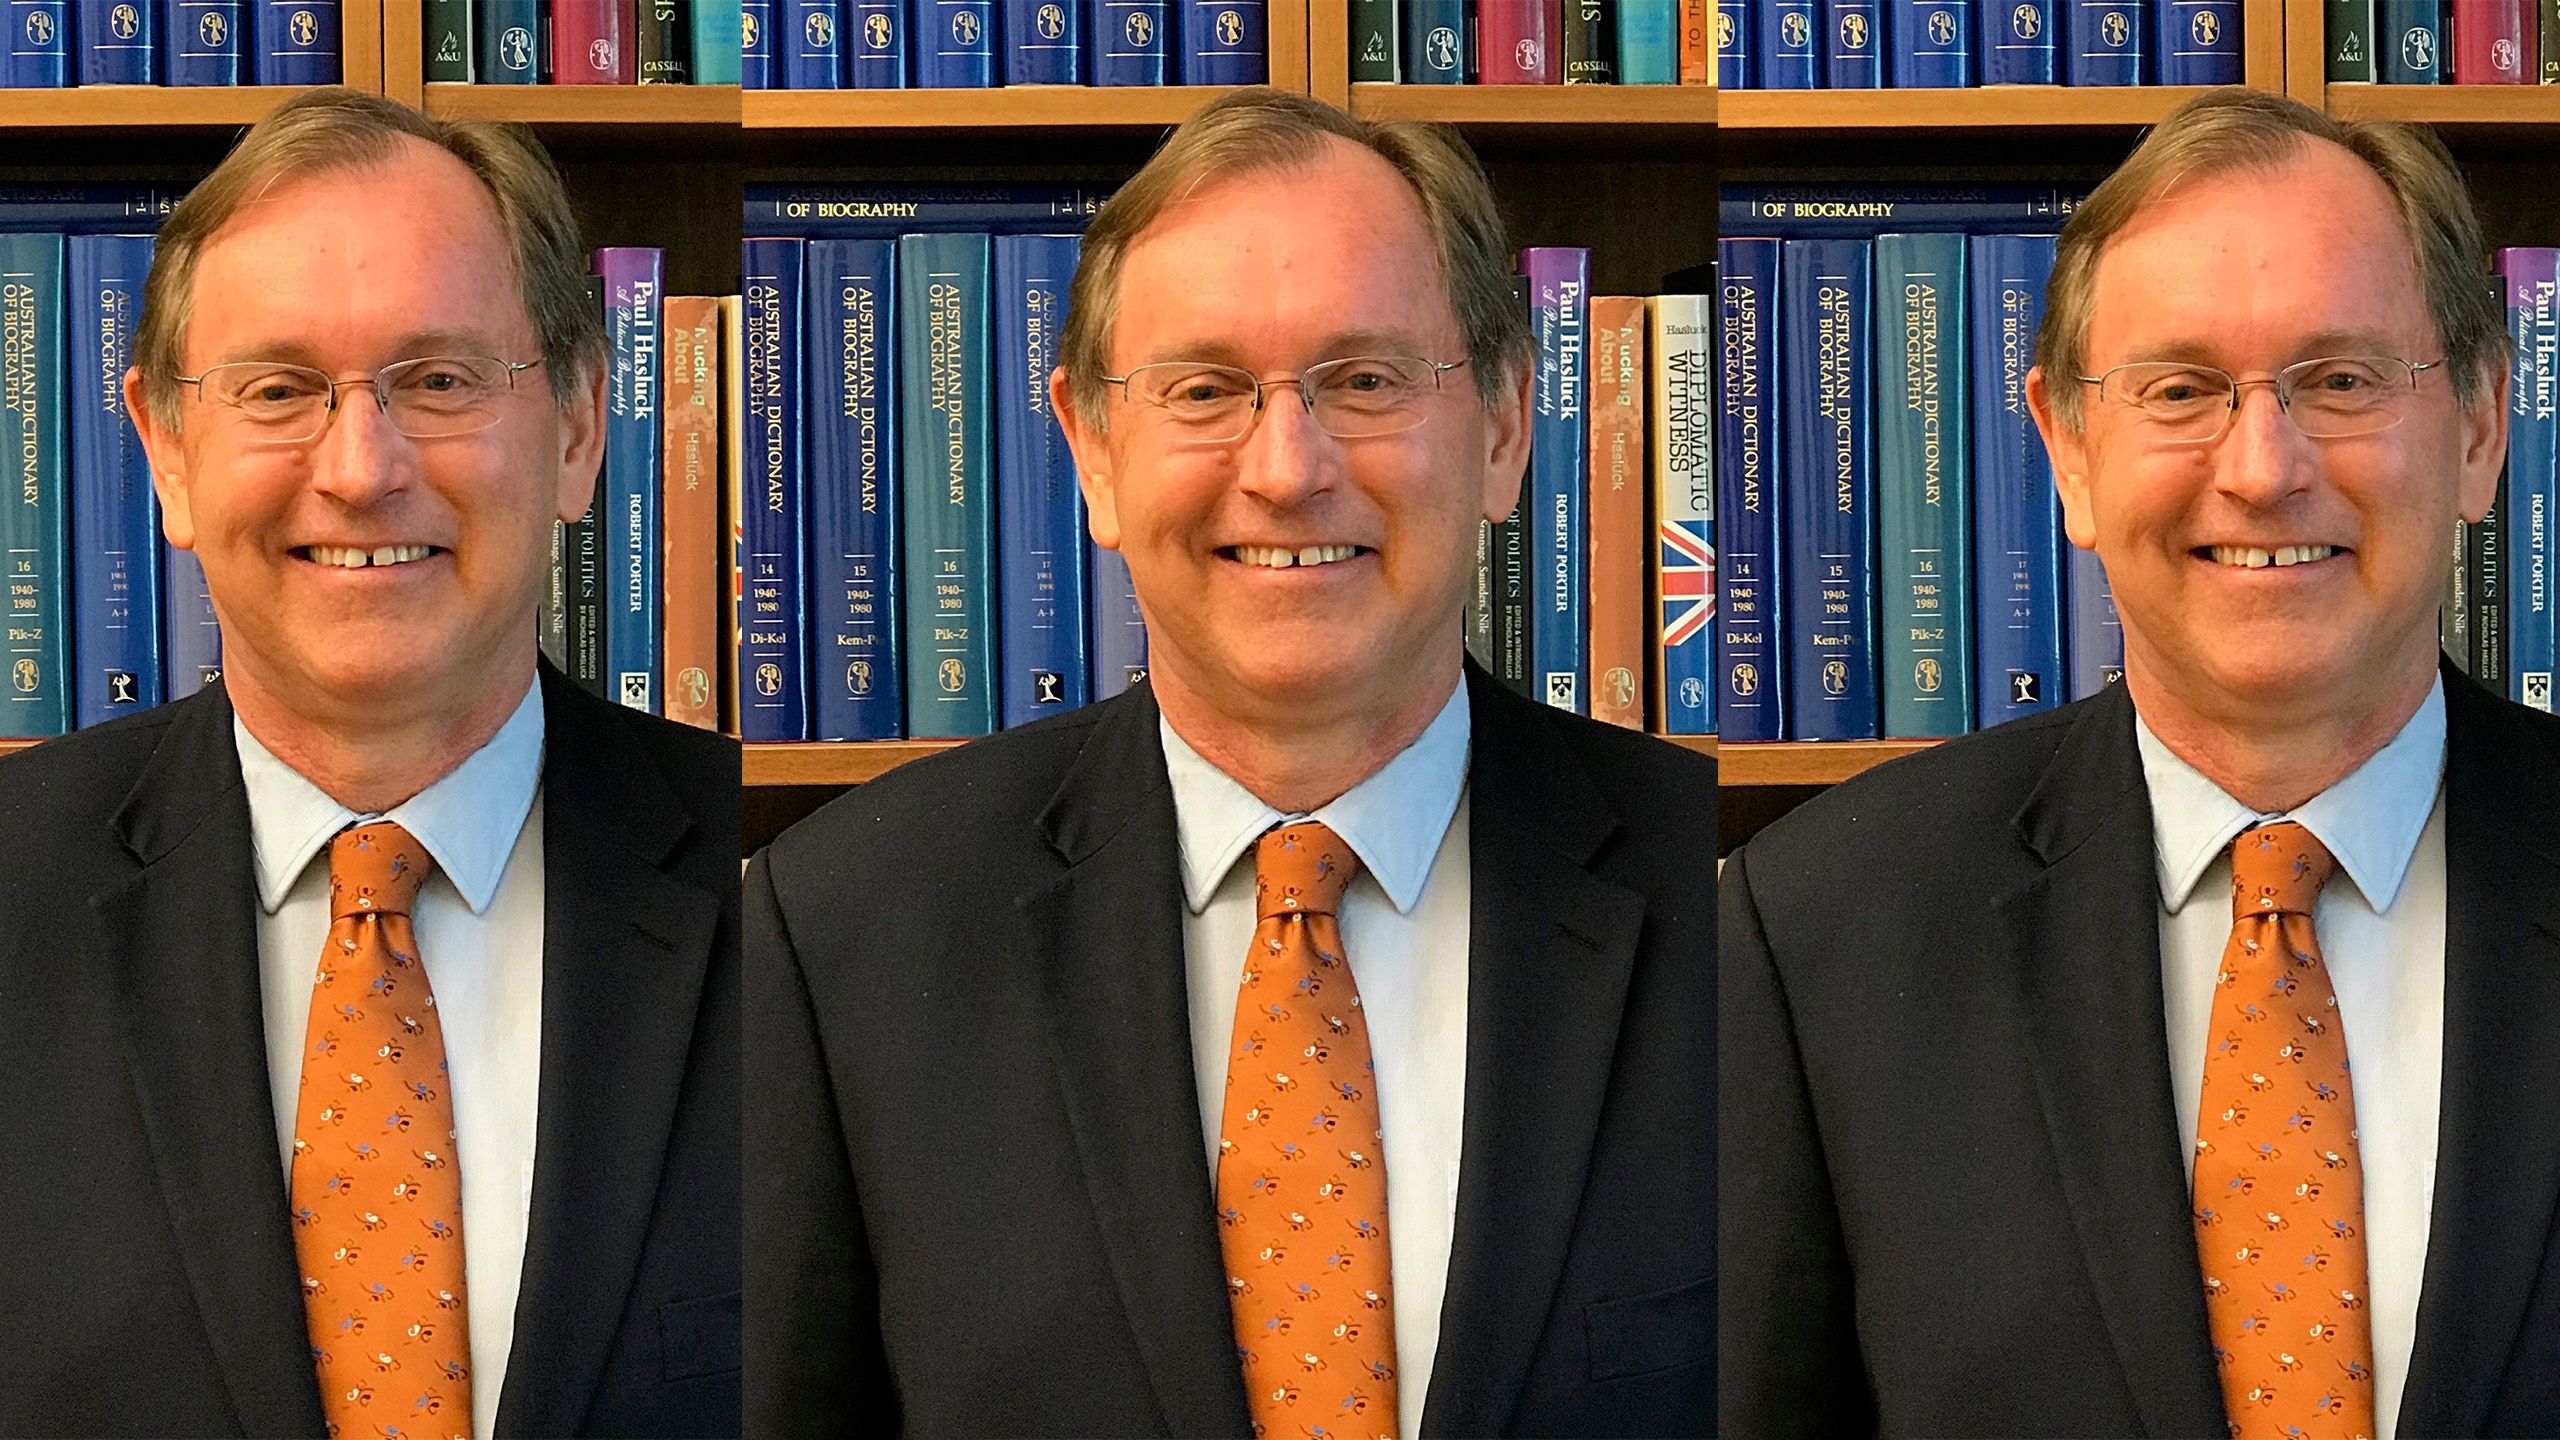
xmin=307 ymin=381 xmax=417 ymax=507
xmin=1233 ymin=379 xmax=1340 ymax=508
xmin=2210 ymin=379 xmax=2317 ymax=509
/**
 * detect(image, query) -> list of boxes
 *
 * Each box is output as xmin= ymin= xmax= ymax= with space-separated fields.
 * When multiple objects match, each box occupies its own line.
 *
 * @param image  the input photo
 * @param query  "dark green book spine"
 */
xmin=0 ymin=234 xmax=64 ymax=738
xmin=2328 ymin=0 xmax=2372 ymax=78
xmin=639 ymin=0 xmax=689 ymax=82
xmin=1875 ymin=232 xmax=1971 ymax=738
xmin=897 ymin=232 xmax=995 ymax=739
xmin=1563 ymin=0 xmax=1616 ymax=81
xmin=2541 ymin=0 xmax=2560 ymax=80
xmin=1352 ymin=0 xmax=1397 ymax=79
xmin=425 ymin=0 xmax=473 ymax=80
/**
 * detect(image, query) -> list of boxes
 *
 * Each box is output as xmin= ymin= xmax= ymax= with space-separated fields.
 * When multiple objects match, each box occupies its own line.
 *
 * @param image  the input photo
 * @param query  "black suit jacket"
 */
xmin=1720 ymin=670 xmax=2560 ymax=1438
xmin=0 ymin=668 xmax=741 ymax=1438
xmin=744 ymin=670 xmax=1714 ymax=1437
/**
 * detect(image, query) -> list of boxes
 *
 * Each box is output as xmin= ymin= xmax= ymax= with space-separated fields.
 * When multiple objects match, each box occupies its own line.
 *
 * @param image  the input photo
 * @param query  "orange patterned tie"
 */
xmin=289 ymin=822 xmax=473 ymax=1439
xmin=1216 ymin=822 xmax=1399 ymax=1439
xmin=2192 ymin=821 xmax=2375 ymax=1440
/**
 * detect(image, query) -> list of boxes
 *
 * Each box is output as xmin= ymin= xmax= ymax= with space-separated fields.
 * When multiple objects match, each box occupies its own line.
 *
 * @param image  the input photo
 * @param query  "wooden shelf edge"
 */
xmin=0 ymin=85 xmax=333 ymax=128
xmin=424 ymin=83 xmax=741 ymax=126
xmin=746 ymin=732 xmax=1716 ymax=786
xmin=1719 ymin=84 xmax=2237 ymax=130
xmin=1718 ymin=740 xmax=1941 ymax=786
xmin=2323 ymin=83 xmax=2560 ymax=125
xmin=742 ymin=84 xmax=1284 ymax=131
xmin=1348 ymin=82 xmax=1715 ymax=126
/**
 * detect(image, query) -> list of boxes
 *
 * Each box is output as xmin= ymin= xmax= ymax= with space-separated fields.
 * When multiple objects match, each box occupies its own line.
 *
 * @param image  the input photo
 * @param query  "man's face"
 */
xmin=2028 ymin=142 xmax=2503 ymax=732
xmin=129 ymin=139 xmax=603 ymax=731
xmin=1053 ymin=141 xmax=1529 ymax=731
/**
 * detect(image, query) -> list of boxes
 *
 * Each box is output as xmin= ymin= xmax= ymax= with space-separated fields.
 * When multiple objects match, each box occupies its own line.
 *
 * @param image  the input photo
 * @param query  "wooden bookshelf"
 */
xmin=424 ymin=83 xmax=741 ymax=127
xmin=1720 ymin=84 xmax=2246 ymax=131
xmin=1718 ymin=740 xmax=1940 ymax=787
xmin=741 ymin=733 xmax=1718 ymax=788
xmin=743 ymin=84 xmax=1272 ymax=134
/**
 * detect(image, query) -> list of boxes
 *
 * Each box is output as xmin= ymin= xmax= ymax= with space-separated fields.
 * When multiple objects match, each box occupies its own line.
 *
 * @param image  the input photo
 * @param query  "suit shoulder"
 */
xmin=0 ymin=699 xmax=193 ymax=841
xmin=1516 ymin=704 xmax=1718 ymax=809
xmin=765 ymin=701 xmax=1113 ymax=869
xmin=574 ymin=694 xmax=742 ymax=800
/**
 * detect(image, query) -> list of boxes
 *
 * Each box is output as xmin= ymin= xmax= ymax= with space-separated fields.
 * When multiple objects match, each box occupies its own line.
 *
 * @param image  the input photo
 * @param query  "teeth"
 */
xmin=2209 ymin=545 xmax=2334 ymax=569
xmin=1233 ymin=544 xmax=1360 ymax=569
xmin=305 ymin=544 xmax=433 ymax=569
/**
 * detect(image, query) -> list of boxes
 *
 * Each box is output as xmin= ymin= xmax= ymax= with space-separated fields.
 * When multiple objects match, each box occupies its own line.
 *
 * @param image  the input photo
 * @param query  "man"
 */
xmin=746 ymin=89 xmax=1712 ymax=1437
xmin=0 ymin=91 xmax=738 ymax=1436
xmin=1721 ymin=89 xmax=2560 ymax=1437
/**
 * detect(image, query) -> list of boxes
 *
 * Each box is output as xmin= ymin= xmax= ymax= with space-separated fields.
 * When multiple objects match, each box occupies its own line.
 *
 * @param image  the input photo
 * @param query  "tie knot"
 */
xmin=1254 ymin=821 xmax=1359 ymax=921
xmin=2229 ymin=820 xmax=2333 ymax=920
xmin=328 ymin=821 xmax=433 ymax=921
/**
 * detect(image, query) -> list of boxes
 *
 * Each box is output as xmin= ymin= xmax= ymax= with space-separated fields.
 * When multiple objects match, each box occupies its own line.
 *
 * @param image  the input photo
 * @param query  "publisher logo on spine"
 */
xmin=24 ymin=9 xmax=53 ymax=48
xmin=108 ymin=3 xmax=137 ymax=40
xmin=806 ymin=10 xmax=834 ymax=49
xmin=500 ymin=25 xmax=535 ymax=70
xmin=1216 ymin=8 xmax=1244 ymax=46
xmin=1425 ymin=25 xmax=1458 ymax=69
xmin=1545 ymin=672 xmax=1576 ymax=708
xmin=1035 ymin=4 xmax=1064 ymax=40
xmin=2402 ymin=25 xmax=2434 ymax=71
xmin=200 ymin=10 xmax=227 ymax=45
xmin=2010 ymin=3 xmax=2040 ymax=41
xmin=1125 ymin=11 xmax=1155 ymax=46
xmin=865 ymin=12 xmax=892 ymax=48
xmin=951 ymin=8 xmax=981 ymax=46
xmin=2190 ymin=9 xmax=2220 ymax=45
xmin=619 ymin=673 xmax=652 ymax=710
xmin=2528 ymin=672 xmax=2554 ymax=712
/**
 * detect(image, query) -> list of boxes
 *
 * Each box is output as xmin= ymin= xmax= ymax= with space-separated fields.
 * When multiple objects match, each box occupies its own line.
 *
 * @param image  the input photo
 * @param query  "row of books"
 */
xmin=1716 ymin=189 xmax=2120 ymax=743
xmin=1348 ymin=0 xmax=1714 ymax=84
xmin=424 ymin=0 xmax=742 ymax=85
xmin=2326 ymin=1 xmax=2551 ymax=83
xmin=740 ymin=0 xmax=1268 ymax=88
xmin=1716 ymin=0 xmax=2244 ymax=88
xmin=0 ymin=0 xmax=340 ymax=86
xmin=2467 ymin=248 xmax=2560 ymax=712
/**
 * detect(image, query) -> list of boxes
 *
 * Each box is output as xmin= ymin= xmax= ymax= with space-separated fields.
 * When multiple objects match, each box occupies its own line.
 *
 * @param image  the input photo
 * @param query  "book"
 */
xmin=782 ymin=0 xmax=843 ymax=86
xmin=1757 ymin=0 xmax=1819 ymax=85
xmin=638 ymin=0 xmax=688 ymax=82
xmin=1825 ymin=0 xmax=1882 ymax=84
xmin=721 ymin=294 xmax=743 ymax=722
xmin=849 ymin=0 xmax=906 ymax=84
xmin=480 ymin=0 xmax=539 ymax=82
xmin=912 ymin=0 xmax=994 ymax=86
xmin=2444 ymin=518 xmax=2470 ymax=674
xmin=424 ymin=0 xmax=471 ymax=80
xmin=746 ymin=182 xmax=1111 ymax=236
xmin=2506 ymin=249 xmax=2558 ymax=711
xmin=1889 ymin=0 xmax=1973 ymax=83
xmin=1722 ymin=185 xmax=2082 ymax=236
xmin=2153 ymin=0 xmax=2240 ymax=81
xmin=1652 ymin=294 xmax=1715 ymax=736
xmin=1779 ymin=239 xmax=1878 ymax=741
xmin=742 ymin=0 xmax=774 ymax=86
xmin=695 ymin=0 xmax=741 ymax=81
xmin=2329 ymin=0 xmax=2373 ymax=78
xmin=1619 ymin=0 xmax=1677 ymax=79
xmin=75 ymin=0 xmax=154 ymax=82
xmin=598 ymin=247 xmax=664 ymax=714
xmin=3 ymin=1 xmax=68 ymax=85
xmin=1980 ymin=0 xmax=2055 ymax=83
xmin=2378 ymin=0 xmax=2440 ymax=80
xmin=896 ymin=231 xmax=994 ymax=739
xmin=67 ymin=234 xmax=157 ymax=730
xmin=1715 ymin=0 xmax=1749 ymax=85
xmin=1007 ymin=0 xmax=1083 ymax=82
xmin=1466 ymin=518 xmax=1493 ymax=673
xmin=2476 ymin=482 xmax=2508 ymax=689
xmin=1404 ymin=0 xmax=1466 ymax=82
xmin=2544 ymin=0 xmax=2560 ymax=83
xmin=1587 ymin=295 xmax=1645 ymax=730
xmin=2061 ymin=0 xmax=2142 ymax=84
xmin=2062 ymin=546 xmax=2120 ymax=701
xmin=556 ymin=0 xmax=635 ymax=83
xmin=1177 ymin=0 xmax=1263 ymax=82
xmin=1351 ymin=0 xmax=1396 ymax=79
xmin=1090 ymin=0 xmax=1167 ymax=83
xmin=994 ymin=235 xmax=1087 ymax=731
xmin=569 ymin=276 xmax=608 ymax=695
xmin=162 ymin=0 xmax=241 ymax=84
xmin=1719 ymin=237 xmax=1784 ymax=741
xmin=662 ymin=296 xmax=722 ymax=732
xmin=1089 ymin=540 xmax=1146 ymax=699
xmin=249 ymin=0 xmax=336 ymax=83
xmin=160 ymin=542 xmax=218 ymax=699
xmin=2453 ymin=0 xmax=2531 ymax=80
xmin=1873 ymin=232 xmax=1971 ymax=739
xmin=1523 ymin=247 xmax=1589 ymax=715
xmin=1968 ymin=233 xmax=2063 ymax=732
xmin=740 ymin=237 xmax=808 ymax=740
xmin=806 ymin=237 xmax=904 ymax=741
xmin=1563 ymin=0 xmax=1614 ymax=83
xmin=0 ymin=234 xmax=63 ymax=739
xmin=1479 ymin=0 xmax=1560 ymax=83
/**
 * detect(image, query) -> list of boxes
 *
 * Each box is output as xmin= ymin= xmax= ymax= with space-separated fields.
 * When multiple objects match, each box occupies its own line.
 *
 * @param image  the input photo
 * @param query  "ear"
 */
xmin=126 ymin=366 xmax=194 ymax=550
xmin=1479 ymin=358 xmax=1533 ymax=524
xmin=553 ymin=358 xmax=607 ymax=524
xmin=2456 ymin=357 xmax=2510 ymax=524
xmin=2027 ymin=365 xmax=2099 ymax=550
xmin=1053 ymin=365 xmax=1120 ymax=549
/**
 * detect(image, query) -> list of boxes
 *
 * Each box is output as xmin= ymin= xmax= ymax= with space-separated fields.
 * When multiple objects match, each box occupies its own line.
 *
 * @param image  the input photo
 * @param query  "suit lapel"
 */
xmin=1994 ymin=685 xmax=2227 ymax=1438
xmin=496 ymin=677 xmax=722 ymax=1437
xmin=2398 ymin=673 xmax=2560 ymax=1436
xmin=1422 ymin=676 xmax=1646 ymax=1439
xmin=1018 ymin=687 xmax=1254 ymax=1438
xmin=95 ymin=686 xmax=328 ymax=1437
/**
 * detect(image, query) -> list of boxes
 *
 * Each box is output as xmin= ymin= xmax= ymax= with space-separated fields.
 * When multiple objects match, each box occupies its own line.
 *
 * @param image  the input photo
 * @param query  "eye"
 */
xmin=2130 ymin=369 xmax=2226 ymax=407
xmin=395 ymin=361 xmax=480 ymax=395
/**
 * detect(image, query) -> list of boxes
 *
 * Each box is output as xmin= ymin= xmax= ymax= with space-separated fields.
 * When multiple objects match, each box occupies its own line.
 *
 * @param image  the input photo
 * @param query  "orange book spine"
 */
xmin=1588 ymin=295 xmax=1649 ymax=731
xmin=661 ymin=296 xmax=724 ymax=732
xmin=1680 ymin=0 xmax=1711 ymax=83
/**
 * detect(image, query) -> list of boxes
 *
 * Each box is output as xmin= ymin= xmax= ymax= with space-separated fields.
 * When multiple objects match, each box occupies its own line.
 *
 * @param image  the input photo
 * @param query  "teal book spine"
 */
xmin=1874 ymin=232 xmax=1971 ymax=739
xmin=0 ymin=233 xmax=63 ymax=738
xmin=695 ymin=0 xmax=742 ymax=81
xmin=895 ymin=231 xmax=994 ymax=739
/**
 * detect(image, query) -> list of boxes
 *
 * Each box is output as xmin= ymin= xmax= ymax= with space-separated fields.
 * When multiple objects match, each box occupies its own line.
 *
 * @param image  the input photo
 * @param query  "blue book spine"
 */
xmin=1618 ymin=0 xmax=1675 ymax=79
xmin=1089 ymin=0 xmax=1166 ymax=82
xmin=1088 ymin=540 xmax=1146 ymax=699
xmin=1722 ymin=185 xmax=2081 ymax=237
xmin=806 ymin=239 xmax=903 ymax=740
xmin=1715 ymin=0 xmax=1749 ymax=85
xmin=746 ymin=182 xmax=1109 ymax=236
xmin=2505 ymin=250 xmax=2558 ymax=710
xmin=1652 ymin=294 xmax=1715 ymax=736
xmin=162 ymin=0 xmax=240 ymax=83
xmin=1825 ymin=0 xmax=1881 ymax=83
xmin=1523 ymin=247 xmax=1589 ymax=715
xmin=1403 ymin=0 xmax=1464 ymax=81
xmin=1888 ymin=0 xmax=1972 ymax=83
xmin=2153 ymin=0 xmax=2238 ymax=81
xmin=68 ymin=235 xmax=156 ymax=729
xmin=3 ymin=2 xmax=68 ymax=84
xmin=480 ymin=0 xmax=539 ymax=82
xmin=783 ymin=0 xmax=844 ymax=85
xmin=1979 ymin=0 xmax=2054 ymax=81
xmin=2063 ymin=0 xmax=2141 ymax=82
xmin=2063 ymin=546 xmax=2121 ymax=700
xmin=1968 ymin=234 xmax=2063 ymax=731
xmin=911 ymin=0 xmax=993 ymax=84
xmin=74 ymin=0 xmax=153 ymax=81
xmin=694 ymin=0 xmax=742 ymax=82
xmin=1873 ymin=232 xmax=1971 ymax=739
xmin=160 ymin=541 xmax=219 ymax=699
xmin=741 ymin=238 xmax=808 ymax=740
xmin=0 ymin=234 xmax=64 ymax=738
xmin=896 ymin=232 xmax=995 ymax=739
xmin=848 ymin=0 xmax=904 ymax=84
xmin=1006 ymin=0 xmax=1082 ymax=81
xmin=742 ymin=0 xmax=774 ymax=85
xmin=1718 ymin=238 xmax=1784 ymax=742
xmin=994 ymin=235 xmax=1087 ymax=730
xmin=1778 ymin=239 xmax=1878 ymax=741
xmin=249 ymin=0 xmax=335 ymax=82
xmin=599 ymin=248 xmax=664 ymax=714
xmin=1757 ymin=0 xmax=1819 ymax=84
xmin=1178 ymin=0 xmax=1263 ymax=82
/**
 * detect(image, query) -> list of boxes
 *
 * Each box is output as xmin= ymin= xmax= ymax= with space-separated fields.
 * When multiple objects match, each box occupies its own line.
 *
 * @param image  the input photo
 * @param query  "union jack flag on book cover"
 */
xmin=1653 ymin=294 xmax=1716 ymax=734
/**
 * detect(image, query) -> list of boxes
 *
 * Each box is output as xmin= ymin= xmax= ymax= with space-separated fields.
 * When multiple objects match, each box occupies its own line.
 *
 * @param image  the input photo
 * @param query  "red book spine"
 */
xmin=552 ymin=0 xmax=637 ymax=84
xmin=1477 ymin=0 xmax=1563 ymax=82
xmin=2453 ymin=0 xmax=2533 ymax=81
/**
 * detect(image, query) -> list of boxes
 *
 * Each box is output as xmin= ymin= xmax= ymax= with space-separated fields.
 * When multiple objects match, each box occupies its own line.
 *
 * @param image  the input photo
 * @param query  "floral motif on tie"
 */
xmin=1216 ymin=822 xmax=1399 ymax=1440
xmin=289 ymin=822 xmax=473 ymax=1439
xmin=2193 ymin=821 xmax=2374 ymax=1440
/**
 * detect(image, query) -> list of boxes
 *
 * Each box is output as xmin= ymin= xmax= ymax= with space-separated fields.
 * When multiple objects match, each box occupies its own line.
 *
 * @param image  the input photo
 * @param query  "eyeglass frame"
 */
xmin=170 ymin=354 xmax=546 ymax=443
xmin=1096 ymin=354 xmax=1472 ymax=442
xmin=2069 ymin=354 xmax=2447 ymax=445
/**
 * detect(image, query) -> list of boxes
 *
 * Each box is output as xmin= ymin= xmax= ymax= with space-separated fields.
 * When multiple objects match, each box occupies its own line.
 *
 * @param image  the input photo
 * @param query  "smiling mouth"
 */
xmin=1220 ymin=544 xmax=1370 ymax=569
xmin=2199 ymin=544 xmax=2341 ymax=569
xmin=294 ymin=544 xmax=444 ymax=569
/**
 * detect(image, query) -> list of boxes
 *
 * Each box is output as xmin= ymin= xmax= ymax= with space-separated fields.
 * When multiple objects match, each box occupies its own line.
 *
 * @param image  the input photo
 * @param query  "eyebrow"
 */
xmin=203 ymin=329 xmax=518 ymax=369
xmin=1128 ymin=328 xmax=1442 ymax=368
xmin=2113 ymin=329 xmax=2411 ymax=366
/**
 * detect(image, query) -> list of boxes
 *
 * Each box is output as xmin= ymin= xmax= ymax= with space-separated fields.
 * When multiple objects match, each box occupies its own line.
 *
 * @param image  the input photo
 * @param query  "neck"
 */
xmin=228 ymin=660 xmax=535 ymax=815
xmin=2130 ymin=655 xmax=2434 ymax=814
xmin=1152 ymin=660 xmax=1461 ymax=816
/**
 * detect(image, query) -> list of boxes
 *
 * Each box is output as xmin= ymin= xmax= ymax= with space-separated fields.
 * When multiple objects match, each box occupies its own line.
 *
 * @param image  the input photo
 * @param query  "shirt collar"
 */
xmin=235 ymin=677 xmax=547 ymax=917
xmin=2135 ymin=674 xmax=2445 ymax=913
xmin=1161 ymin=677 xmax=1472 ymax=917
